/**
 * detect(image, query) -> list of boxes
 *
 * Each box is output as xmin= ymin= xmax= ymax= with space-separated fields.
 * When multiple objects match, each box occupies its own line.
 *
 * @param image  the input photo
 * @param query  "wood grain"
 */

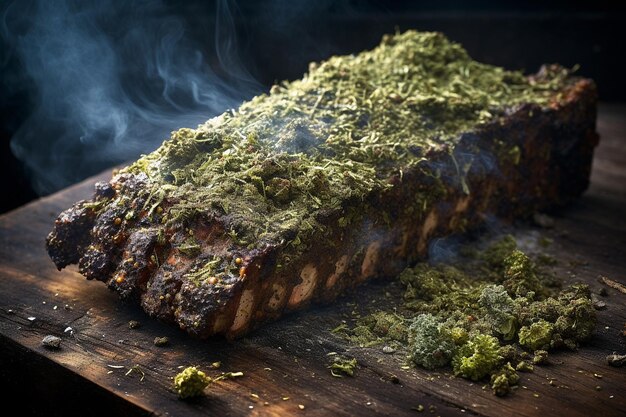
xmin=1 ymin=104 xmax=625 ymax=417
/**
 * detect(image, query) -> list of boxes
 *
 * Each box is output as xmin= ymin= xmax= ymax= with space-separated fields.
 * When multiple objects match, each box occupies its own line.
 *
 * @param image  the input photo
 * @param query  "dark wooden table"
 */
xmin=1 ymin=104 xmax=625 ymax=417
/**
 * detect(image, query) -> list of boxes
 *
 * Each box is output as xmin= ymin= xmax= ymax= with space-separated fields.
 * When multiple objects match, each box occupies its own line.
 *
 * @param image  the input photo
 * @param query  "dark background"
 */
xmin=1 ymin=0 xmax=625 ymax=214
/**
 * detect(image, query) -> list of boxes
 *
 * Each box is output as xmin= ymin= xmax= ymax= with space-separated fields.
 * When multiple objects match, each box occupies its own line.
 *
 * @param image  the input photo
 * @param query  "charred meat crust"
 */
xmin=47 ymin=201 xmax=97 ymax=270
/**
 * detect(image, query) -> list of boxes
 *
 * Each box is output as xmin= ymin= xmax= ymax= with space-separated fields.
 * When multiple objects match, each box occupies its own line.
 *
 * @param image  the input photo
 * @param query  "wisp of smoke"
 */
xmin=1 ymin=0 xmax=261 ymax=195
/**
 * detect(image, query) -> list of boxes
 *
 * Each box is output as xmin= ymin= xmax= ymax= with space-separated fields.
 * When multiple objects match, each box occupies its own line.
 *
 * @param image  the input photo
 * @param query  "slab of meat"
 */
xmin=46 ymin=31 xmax=598 ymax=338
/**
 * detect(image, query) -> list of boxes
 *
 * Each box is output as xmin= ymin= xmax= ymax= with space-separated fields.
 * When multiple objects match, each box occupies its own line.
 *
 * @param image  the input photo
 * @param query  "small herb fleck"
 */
xmin=128 ymin=320 xmax=141 ymax=329
xmin=329 ymin=357 xmax=357 ymax=377
xmin=125 ymin=364 xmax=145 ymax=381
xmin=154 ymin=336 xmax=169 ymax=347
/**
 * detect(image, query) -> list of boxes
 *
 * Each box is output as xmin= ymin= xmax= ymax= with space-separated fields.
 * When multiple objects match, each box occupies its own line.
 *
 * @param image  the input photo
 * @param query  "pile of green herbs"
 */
xmin=333 ymin=235 xmax=596 ymax=396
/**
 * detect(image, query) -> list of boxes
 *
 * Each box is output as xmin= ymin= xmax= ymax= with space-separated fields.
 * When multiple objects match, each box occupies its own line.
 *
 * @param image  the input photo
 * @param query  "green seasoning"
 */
xmin=407 ymin=313 xmax=456 ymax=369
xmin=452 ymin=334 xmax=501 ymax=381
xmin=329 ymin=356 xmax=358 ymax=377
xmin=173 ymin=366 xmax=245 ymax=399
xmin=115 ymin=31 xmax=572 ymax=286
xmin=174 ymin=366 xmax=211 ymax=399
xmin=490 ymin=363 xmax=520 ymax=397
xmin=154 ymin=336 xmax=170 ymax=347
xmin=333 ymin=235 xmax=596 ymax=396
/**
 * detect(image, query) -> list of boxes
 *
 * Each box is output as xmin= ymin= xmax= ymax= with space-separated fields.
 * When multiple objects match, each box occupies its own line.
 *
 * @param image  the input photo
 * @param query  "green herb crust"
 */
xmin=123 ymin=31 xmax=573 ymax=284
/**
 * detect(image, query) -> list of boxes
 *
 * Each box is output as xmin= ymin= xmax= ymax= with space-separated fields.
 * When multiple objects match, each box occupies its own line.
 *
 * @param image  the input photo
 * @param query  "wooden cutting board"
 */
xmin=1 ymin=104 xmax=625 ymax=417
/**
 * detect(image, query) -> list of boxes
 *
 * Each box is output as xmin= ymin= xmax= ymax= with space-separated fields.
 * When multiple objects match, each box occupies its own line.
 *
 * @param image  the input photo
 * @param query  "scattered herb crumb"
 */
xmin=154 ymin=336 xmax=169 ymax=347
xmin=329 ymin=357 xmax=357 ymax=377
xmin=216 ymin=371 xmax=244 ymax=380
xmin=125 ymin=364 xmax=145 ymax=381
xmin=331 ymin=323 xmax=349 ymax=333
xmin=532 ymin=350 xmax=549 ymax=365
xmin=490 ymin=363 xmax=519 ymax=397
xmin=515 ymin=361 xmax=534 ymax=372
xmin=128 ymin=320 xmax=141 ymax=329
xmin=174 ymin=366 xmax=211 ymax=399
